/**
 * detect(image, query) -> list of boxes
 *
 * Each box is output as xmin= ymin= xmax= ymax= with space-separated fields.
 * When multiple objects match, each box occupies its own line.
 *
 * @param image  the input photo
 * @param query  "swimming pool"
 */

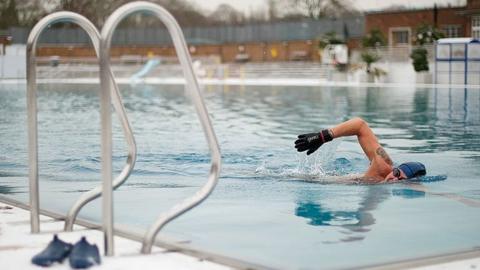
xmin=1 ymin=83 xmax=480 ymax=269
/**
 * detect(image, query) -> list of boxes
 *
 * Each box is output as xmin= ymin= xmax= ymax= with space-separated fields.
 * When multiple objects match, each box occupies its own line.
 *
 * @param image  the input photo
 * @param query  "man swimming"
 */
xmin=294 ymin=117 xmax=426 ymax=183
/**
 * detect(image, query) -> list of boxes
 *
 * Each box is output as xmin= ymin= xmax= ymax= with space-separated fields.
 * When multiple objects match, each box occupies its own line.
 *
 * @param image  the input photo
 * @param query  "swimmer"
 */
xmin=294 ymin=117 xmax=426 ymax=183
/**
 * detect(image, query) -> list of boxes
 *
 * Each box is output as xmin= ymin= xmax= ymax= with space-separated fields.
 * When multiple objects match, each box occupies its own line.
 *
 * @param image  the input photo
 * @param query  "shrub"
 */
xmin=318 ymin=31 xmax=344 ymax=49
xmin=361 ymin=51 xmax=380 ymax=73
xmin=414 ymin=24 xmax=444 ymax=46
xmin=360 ymin=29 xmax=386 ymax=76
xmin=362 ymin=29 xmax=386 ymax=48
xmin=410 ymin=47 xmax=429 ymax=72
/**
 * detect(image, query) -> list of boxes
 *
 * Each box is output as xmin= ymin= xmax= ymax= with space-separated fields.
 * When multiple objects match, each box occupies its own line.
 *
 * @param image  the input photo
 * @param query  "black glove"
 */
xmin=295 ymin=129 xmax=333 ymax=155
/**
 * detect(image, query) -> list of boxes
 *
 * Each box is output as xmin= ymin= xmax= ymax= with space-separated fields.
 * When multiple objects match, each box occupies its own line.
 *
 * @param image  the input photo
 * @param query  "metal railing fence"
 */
xmin=26 ymin=11 xmax=138 ymax=256
xmin=6 ymin=17 xmax=364 ymax=45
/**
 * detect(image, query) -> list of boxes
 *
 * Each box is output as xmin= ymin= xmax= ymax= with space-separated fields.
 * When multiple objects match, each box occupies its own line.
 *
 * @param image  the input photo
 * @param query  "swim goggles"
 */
xmin=393 ymin=167 xmax=402 ymax=178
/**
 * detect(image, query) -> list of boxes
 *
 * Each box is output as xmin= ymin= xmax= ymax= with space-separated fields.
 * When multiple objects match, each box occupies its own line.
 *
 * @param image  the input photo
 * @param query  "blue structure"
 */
xmin=435 ymin=38 xmax=480 ymax=85
xmin=130 ymin=58 xmax=160 ymax=81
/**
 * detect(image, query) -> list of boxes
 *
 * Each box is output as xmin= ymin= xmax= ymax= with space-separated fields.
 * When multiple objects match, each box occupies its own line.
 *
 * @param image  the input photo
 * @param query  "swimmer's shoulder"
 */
xmin=365 ymin=155 xmax=393 ymax=180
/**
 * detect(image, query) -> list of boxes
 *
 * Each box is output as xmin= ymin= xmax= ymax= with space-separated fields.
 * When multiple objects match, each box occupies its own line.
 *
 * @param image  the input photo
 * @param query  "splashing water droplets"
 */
xmin=255 ymin=139 xmax=349 ymax=181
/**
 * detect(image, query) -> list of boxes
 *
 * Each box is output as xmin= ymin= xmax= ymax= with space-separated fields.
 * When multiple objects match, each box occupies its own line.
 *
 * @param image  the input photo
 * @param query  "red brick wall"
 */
xmin=265 ymin=42 xmax=289 ymax=61
xmin=467 ymin=0 xmax=480 ymax=9
xmin=366 ymin=7 xmax=467 ymax=45
xmin=346 ymin=38 xmax=361 ymax=50
xmin=438 ymin=8 xmax=470 ymax=33
xmin=189 ymin=44 xmax=222 ymax=60
xmin=36 ymin=40 xmax=331 ymax=62
xmin=244 ymin=43 xmax=267 ymax=61
xmin=465 ymin=0 xmax=480 ymax=37
xmin=219 ymin=44 xmax=239 ymax=62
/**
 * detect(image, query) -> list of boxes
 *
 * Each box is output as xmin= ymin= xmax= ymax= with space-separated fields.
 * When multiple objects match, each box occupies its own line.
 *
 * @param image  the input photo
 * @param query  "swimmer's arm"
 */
xmin=331 ymin=117 xmax=392 ymax=165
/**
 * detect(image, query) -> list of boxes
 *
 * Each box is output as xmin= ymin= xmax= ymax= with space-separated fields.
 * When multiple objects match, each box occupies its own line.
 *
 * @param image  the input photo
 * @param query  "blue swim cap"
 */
xmin=398 ymin=162 xmax=427 ymax=179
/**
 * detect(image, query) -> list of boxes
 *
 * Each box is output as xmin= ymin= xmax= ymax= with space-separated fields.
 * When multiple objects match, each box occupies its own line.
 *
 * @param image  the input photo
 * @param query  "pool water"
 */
xmin=1 ymin=83 xmax=480 ymax=269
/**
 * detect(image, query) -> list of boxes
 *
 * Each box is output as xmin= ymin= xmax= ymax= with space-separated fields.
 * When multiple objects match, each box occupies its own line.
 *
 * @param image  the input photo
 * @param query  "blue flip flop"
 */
xmin=69 ymin=237 xmax=101 ymax=269
xmin=31 ymin=234 xmax=73 ymax=267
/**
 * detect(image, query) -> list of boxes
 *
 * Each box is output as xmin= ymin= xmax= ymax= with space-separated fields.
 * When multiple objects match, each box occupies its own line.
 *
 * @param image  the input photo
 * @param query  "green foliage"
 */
xmin=360 ymin=29 xmax=386 ymax=75
xmin=318 ymin=31 xmax=344 ymax=49
xmin=409 ymin=24 xmax=442 ymax=72
xmin=410 ymin=47 xmax=429 ymax=72
xmin=361 ymin=51 xmax=380 ymax=73
xmin=362 ymin=29 xmax=386 ymax=48
xmin=371 ymin=67 xmax=387 ymax=77
xmin=414 ymin=24 xmax=444 ymax=45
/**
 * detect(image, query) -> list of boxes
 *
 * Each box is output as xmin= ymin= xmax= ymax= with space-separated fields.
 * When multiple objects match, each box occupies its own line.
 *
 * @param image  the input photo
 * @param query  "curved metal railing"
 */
xmin=26 ymin=12 xmax=137 ymax=255
xmin=100 ymin=1 xmax=222 ymax=254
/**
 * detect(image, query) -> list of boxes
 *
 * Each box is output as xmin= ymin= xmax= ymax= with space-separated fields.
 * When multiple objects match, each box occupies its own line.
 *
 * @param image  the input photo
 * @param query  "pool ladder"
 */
xmin=26 ymin=1 xmax=221 ymax=256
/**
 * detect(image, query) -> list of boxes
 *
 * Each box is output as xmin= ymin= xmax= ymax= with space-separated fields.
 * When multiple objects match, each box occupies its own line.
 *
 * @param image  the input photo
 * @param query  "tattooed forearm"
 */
xmin=376 ymin=147 xmax=393 ymax=165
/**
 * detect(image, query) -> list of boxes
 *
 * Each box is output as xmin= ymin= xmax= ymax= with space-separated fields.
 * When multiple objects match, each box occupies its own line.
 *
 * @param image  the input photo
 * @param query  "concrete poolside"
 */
xmin=1 ymin=77 xmax=480 ymax=92
xmin=0 ymin=201 xmax=233 ymax=270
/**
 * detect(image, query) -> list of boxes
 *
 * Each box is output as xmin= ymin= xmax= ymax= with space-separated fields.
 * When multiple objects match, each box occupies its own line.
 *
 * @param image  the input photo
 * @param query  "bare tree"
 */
xmin=248 ymin=5 xmax=268 ymax=23
xmin=53 ymin=0 xmax=209 ymax=27
xmin=56 ymin=0 xmax=130 ymax=27
xmin=267 ymin=0 xmax=278 ymax=21
xmin=209 ymin=4 xmax=246 ymax=25
xmin=0 ymin=0 xmax=19 ymax=29
xmin=288 ymin=0 xmax=358 ymax=19
xmin=150 ymin=0 xmax=210 ymax=26
xmin=0 ymin=0 xmax=58 ymax=28
xmin=0 ymin=0 xmax=362 ymax=29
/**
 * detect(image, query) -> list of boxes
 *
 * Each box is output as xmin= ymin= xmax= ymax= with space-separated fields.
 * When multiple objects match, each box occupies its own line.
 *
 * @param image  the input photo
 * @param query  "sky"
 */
xmin=192 ymin=0 xmax=466 ymax=14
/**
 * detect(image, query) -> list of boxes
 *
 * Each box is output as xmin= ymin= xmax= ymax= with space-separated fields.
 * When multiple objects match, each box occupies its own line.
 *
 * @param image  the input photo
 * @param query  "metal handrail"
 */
xmin=100 ymin=1 xmax=222 ymax=254
xmin=26 ymin=12 xmax=137 ymax=256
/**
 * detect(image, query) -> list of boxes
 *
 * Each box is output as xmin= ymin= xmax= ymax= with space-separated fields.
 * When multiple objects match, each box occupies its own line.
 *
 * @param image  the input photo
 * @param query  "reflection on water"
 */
xmin=392 ymin=188 xmax=426 ymax=199
xmin=295 ymin=185 xmax=432 ymax=244
xmin=0 ymin=185 xmax=16 ymax=194
xmin=295 ymin=186 xmax=390 ymax=243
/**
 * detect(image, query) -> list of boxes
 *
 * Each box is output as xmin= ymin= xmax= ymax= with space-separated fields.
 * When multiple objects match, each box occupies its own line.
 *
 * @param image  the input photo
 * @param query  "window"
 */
xmin=442 ymin=25 xmax=461 ymax=38
xmin=473 ymin=16 xmax=480 ymax=39
xmin=394 ymin=31 xmax=409 ymax=44
xmin=390 ymin=28 xmax=411 ymax=45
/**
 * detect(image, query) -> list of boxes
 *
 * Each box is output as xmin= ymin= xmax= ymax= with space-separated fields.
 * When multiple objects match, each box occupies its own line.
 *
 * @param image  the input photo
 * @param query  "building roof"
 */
xmin=437 ymin=37 xmax=479 ymax=44
xmin=456 ymin=8 xmax=480 ymax=15
xmin=365 ymin=5 xmax=465 ymax=15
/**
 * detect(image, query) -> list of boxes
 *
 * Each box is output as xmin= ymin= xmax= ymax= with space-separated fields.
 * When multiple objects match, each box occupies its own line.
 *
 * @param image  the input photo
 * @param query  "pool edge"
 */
xmin=1 ymin=77 xmax=480 ymax=89
xmin=355 ymin=248 xmax=480 ymax=270
xmin=0 ymin=195 xmax=277 ymax=270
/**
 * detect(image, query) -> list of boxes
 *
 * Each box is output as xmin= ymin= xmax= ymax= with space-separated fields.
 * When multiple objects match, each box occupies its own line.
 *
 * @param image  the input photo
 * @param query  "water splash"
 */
xmin=255 ymin=140 xmax=367 ymax=184
xmin=255 ymin=140 xmax=447 ymax=185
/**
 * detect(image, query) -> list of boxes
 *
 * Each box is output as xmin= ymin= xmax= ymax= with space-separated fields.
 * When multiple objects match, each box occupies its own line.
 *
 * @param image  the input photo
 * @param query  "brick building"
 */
xmin=365 ymin=0 xmax=480 ymax=46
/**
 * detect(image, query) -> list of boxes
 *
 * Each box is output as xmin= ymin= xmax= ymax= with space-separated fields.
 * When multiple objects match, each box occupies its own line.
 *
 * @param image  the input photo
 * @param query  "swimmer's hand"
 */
xmin=295 ymin=129 xmax=333 ymax=155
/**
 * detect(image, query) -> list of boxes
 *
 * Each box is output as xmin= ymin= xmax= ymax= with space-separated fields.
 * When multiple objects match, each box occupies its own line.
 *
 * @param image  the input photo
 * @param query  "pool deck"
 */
xmin=1 ymin=77 xmax=480 ymax=89
xmin=2 ymin=200 xmax=480 ymax=270
xmin=0 ymin=201 xmax=233 ymax=270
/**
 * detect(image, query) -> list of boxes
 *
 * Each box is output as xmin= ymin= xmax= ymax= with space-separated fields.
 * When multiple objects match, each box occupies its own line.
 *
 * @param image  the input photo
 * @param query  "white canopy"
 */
xmin=437 ymin=38 xmax=479 ymax=44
